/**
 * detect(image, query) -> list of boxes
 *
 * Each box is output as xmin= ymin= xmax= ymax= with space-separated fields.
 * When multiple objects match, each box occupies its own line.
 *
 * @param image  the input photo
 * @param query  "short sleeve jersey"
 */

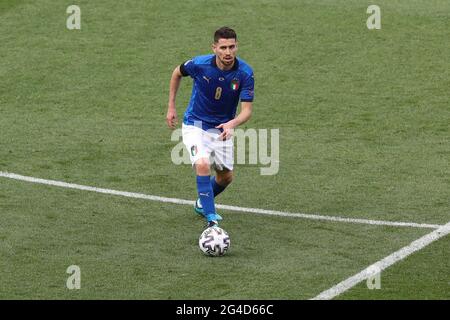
xmin=180 ymin=54 xmax=254 ymax=131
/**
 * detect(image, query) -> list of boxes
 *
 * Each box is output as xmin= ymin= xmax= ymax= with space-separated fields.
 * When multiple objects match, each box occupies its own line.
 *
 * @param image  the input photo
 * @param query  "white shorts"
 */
xmin=182 ymin=124 xmax=234 ymax=171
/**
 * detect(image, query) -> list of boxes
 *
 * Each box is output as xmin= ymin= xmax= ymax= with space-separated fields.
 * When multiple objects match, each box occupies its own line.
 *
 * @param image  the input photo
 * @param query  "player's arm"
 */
xmin=166 ymin=66 xmax=183 ymax=129
xmin=233 ymin=101 xmax=252 ymax=127
xmin=216 ymin=102 xmax=252 ymax=140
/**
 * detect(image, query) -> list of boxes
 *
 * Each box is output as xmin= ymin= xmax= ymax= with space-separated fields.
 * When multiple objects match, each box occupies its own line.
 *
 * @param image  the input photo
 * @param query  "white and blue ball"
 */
xmin=199 ymin=227 xmax=230 ymax=256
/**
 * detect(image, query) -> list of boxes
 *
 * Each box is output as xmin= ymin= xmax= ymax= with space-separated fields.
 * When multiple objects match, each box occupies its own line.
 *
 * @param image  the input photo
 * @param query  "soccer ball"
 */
xmin=199 ymin=226 xmax=230 ymax=256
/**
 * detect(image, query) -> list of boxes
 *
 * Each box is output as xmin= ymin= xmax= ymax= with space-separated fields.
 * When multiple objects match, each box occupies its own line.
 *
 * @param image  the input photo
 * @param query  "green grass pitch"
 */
xmin=0 ymin=0 xmax=449 ymax=299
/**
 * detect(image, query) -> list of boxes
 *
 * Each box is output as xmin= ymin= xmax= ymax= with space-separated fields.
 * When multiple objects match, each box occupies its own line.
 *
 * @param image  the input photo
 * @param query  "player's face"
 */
xmin=213 ymin=38 xmax=238 ymax=68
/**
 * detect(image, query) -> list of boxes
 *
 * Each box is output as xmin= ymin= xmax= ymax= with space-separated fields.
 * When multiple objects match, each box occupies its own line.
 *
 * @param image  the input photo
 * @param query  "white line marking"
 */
xmin=0 ymin=171 xmax=194 ymax=205
xmin=0 ymin=171 xmax=443 ymax=229
xmin=312 ymin=222 xmax=450 ymax=300
xmin=214 ymin=204 xmax=441 ymax=229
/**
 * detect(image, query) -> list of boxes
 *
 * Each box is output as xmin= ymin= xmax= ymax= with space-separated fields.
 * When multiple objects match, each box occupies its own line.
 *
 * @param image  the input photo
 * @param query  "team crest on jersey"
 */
xmin=231 ymin=79 xmax=240 ymax=91
xmin=191 ymin=145 xmax=198 ymax=156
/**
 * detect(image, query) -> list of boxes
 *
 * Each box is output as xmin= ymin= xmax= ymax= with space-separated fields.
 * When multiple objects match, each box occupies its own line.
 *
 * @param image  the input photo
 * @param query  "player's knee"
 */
xmin=195 ymin=159 xmax=210 ymax=175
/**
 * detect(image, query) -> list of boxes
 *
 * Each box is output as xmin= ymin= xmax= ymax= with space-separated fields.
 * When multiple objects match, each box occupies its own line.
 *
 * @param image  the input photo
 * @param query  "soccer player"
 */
xmin=166 ymin=27 xmax=254 ymax=227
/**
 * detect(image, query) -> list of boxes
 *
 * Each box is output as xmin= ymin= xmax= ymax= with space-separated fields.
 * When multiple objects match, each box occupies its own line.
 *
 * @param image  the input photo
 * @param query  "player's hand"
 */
xmin=216 ymin=121 xmax=235 ymax=140
xmin=166 ymin=107 xmax=178 ymax=129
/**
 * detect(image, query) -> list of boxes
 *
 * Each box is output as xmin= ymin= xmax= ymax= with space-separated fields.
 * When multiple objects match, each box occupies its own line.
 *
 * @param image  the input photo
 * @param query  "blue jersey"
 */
xmin=180 ymin=54 xmax=254 ymax=131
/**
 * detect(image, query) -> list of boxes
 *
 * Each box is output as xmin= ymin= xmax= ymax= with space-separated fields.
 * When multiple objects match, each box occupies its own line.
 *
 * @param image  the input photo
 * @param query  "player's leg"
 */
xmin=194 ymin=158 xmax=219 ymax=225
xmin=213 ymin=168 xmax=233 ymax=196
xmin=198 ymin=168 xmax=232 ymax=200
xmin=182 ymin=124 xmax=220 ymax=226
xmin=194 ymin=167 xmax=231 ymax=216
xmin=195 ymin=131 xmax=234 ymax=219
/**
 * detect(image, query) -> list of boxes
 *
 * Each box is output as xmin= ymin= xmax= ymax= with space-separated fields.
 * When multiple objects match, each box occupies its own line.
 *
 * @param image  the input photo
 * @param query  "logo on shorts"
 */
xmin=231 ymin=79 xmax=240 ymax=91
xmin=191 ymin=145 xmax=198 ymax=156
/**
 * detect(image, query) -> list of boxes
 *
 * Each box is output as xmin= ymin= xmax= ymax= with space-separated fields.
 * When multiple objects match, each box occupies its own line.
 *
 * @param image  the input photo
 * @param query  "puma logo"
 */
xmin=203 ymin=76 xmax=211 ymax=83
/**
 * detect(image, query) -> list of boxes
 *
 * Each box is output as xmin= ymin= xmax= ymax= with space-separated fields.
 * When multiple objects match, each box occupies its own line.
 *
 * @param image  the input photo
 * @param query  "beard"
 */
xmin=221 ymin=56 xmax=234 ymax=65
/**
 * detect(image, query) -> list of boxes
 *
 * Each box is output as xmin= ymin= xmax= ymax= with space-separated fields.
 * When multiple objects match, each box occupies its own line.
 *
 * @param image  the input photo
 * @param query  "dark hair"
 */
xmin=214 ymin=27 xmax=237 ymax=43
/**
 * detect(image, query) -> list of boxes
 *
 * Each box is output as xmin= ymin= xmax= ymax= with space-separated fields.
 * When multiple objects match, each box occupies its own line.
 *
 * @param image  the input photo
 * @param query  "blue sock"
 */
xmin=196 ymin=175 xmax=215 ymax=216
xmin=211 ymin=176 xmax=226 ymax=197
